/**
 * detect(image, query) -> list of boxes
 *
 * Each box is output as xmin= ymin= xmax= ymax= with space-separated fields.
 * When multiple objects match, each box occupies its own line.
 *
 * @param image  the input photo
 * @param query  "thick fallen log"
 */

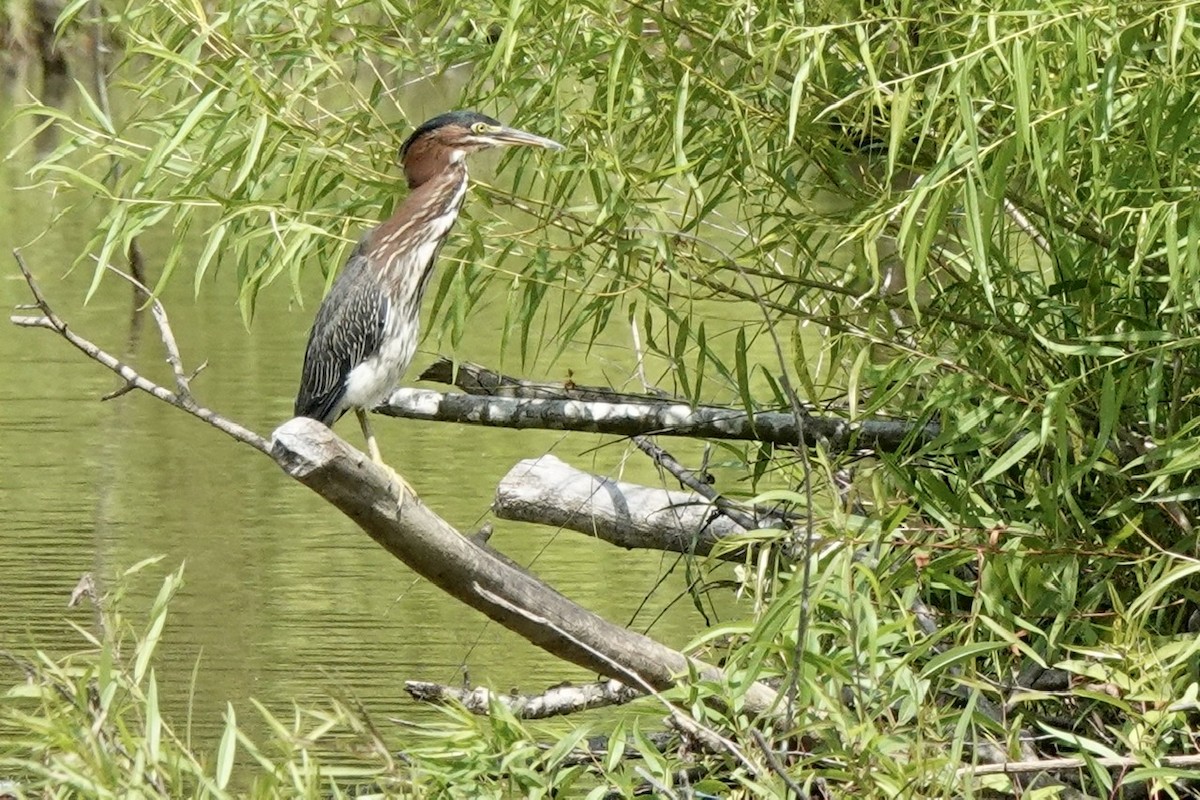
xmin=494 ymin=454 xmax=764 ymax=556
xmin=272 ymin=418 xmax=780 ymax=717
xmin=381 ymin=387 xmax=937 ymax=452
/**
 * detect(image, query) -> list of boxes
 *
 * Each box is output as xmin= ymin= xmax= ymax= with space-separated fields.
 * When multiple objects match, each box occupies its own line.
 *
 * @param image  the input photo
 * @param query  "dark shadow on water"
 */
xmin=32 ymin=68 xmax=69 ymax=156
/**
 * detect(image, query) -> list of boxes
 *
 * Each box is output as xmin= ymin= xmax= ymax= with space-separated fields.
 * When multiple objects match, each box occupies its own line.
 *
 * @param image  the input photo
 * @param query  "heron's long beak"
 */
xmin=491 ymin=126 xmax=565 ymax=151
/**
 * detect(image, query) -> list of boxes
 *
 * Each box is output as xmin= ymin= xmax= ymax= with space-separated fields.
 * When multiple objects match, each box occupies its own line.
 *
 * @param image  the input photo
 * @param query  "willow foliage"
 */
xmin=19 ymin=0 xmax=1200 ymax=795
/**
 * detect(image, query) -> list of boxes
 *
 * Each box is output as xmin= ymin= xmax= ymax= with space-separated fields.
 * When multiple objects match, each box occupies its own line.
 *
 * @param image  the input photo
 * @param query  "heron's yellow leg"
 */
xmin=355 ymin=408 xmax=414 ymax=498
xmin=356 ymin=407 xmax=384 ymax=464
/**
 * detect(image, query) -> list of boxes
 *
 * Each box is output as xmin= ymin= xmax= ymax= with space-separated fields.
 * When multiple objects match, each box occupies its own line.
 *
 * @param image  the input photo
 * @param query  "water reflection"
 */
xmin=0 ymin=70 xmax=716 ymax=750
xmin=29 ymin=68 xmax=68 ymax=156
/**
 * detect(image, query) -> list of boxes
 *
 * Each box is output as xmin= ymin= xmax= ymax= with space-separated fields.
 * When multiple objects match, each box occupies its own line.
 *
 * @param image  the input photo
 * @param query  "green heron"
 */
xmin=294 ymin=110 xmax=563 ymax=472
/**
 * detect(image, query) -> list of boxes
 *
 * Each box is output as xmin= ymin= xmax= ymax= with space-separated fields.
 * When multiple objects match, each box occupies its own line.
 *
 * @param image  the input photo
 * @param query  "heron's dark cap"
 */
xmin=400 ymin=110 xmax=502 ymax=159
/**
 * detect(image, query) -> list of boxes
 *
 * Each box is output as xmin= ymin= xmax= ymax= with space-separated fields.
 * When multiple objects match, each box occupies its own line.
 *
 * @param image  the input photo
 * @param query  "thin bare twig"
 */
xmin=630 ymin=316 xmax=653 ymax=393
xmin=750 ymin=728 xmax=807 ymax=800
xmin=632 ymin=435 xmax=763 ymax=532
xmin=101 ymin=381 xmax=138 ymax=401
xmin=1002 ymin=198 xmax=1051 ymax=255
xmin=10 ymin=251 xmax=269 ymax=453
xmin=14 ymin=251 xmax=66 ymax=330
xmin=103 ymin=264 xmax=193 ymax=401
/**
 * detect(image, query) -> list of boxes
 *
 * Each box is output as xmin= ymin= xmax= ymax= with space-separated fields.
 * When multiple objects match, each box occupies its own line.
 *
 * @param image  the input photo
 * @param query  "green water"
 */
xmin=0 ymin=68 xmax=729 ymax=749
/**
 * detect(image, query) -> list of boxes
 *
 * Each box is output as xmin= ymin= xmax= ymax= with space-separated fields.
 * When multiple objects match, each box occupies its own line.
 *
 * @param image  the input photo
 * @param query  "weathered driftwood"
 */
xmin=272 ymin=418 xmax=780 ymax=717
xmin=404 ymin=678 xmax=641 ymax=718
xmin=494 ymin=454 xmax=764 ymax=556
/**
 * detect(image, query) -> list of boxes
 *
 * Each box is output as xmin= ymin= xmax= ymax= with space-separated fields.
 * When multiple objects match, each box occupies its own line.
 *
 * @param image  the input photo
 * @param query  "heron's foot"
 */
xmin=354 ymin=408 xmax=413 ymax=498
xmin=376 ymin=458 xmax=415 ymax=500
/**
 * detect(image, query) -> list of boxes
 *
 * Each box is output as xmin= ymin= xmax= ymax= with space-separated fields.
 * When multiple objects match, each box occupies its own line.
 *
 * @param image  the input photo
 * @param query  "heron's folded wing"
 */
xmin=293 ymin=247 xmax=389 ymax=425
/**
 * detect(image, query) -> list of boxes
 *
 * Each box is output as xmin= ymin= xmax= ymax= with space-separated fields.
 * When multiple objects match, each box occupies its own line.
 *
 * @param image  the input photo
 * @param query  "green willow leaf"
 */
xmin=981 ymin=431 xmax=1040 ymax=482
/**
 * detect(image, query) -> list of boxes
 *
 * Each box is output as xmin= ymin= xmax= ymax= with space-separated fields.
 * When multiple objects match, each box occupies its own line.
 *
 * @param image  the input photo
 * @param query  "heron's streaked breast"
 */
xmin=377 ymin=173 xmax=467 ymax=314
xmin=341 ymin=167 xmax=469 ymax=410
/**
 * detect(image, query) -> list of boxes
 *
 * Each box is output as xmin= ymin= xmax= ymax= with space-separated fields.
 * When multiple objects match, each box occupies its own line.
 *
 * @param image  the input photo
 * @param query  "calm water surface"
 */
xmin=0 ymin=71 xmax=732 ymax=750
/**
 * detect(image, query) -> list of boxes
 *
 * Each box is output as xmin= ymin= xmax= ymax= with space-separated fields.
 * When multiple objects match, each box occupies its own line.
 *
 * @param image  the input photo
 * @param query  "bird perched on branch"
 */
xmin=294 ymin=111 xmax=563 ymax=474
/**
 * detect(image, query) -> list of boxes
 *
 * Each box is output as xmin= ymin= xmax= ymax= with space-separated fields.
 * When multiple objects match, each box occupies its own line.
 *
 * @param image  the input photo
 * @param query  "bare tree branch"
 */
xmin=750 ymin=728 xmax=807 ymax=800
xmin=271 ymin=424 xmax=779 ymax=717
xmin=104 ymin=264 xmax=193 ymax=401
xmin=632 ymin=435 xmax=764 ymax=531
xmin=10 ymin=251 xmax=269 ymax=453
xmin=960 ymin=753 xmax=1200 ymax=777
xmin=382 ymin=387 xmax=936 ymax=452
xmin=494 ymin=455 xmax=756 ymax=557
xmin=413 ymin=357 xmax=939 ymax=452
xmin=404 ymin=678 xmax=641 ymax=718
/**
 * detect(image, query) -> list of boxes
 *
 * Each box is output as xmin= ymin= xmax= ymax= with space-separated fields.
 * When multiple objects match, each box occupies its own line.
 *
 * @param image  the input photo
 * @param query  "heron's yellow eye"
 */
xmin=471 ymin=122 xmax=490 ymax=134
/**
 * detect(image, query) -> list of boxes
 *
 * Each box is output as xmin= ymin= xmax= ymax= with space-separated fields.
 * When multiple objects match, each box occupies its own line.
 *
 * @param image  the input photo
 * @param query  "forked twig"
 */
xmin=9 ymin=250 xmax=269 ymax=453
xmin=103 ymin=263 xmax=193 ymax=401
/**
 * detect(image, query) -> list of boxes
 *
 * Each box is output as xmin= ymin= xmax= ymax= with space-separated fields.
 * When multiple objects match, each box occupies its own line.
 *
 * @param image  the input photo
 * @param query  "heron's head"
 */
xmin=399 ymin=110 xmax=563 ymax=188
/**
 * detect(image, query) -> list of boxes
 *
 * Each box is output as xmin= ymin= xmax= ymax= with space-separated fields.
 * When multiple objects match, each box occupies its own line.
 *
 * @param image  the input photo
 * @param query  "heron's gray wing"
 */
xmin=294 ymin=243 xmax=389 ymax=425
